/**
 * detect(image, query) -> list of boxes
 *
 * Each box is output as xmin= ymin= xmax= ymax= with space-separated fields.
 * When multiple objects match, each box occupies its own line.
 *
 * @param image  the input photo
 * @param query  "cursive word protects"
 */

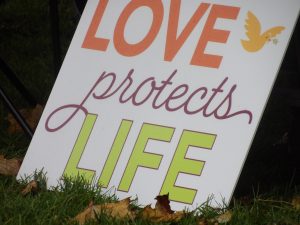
xmin=45 ymin=69 xmax=253 ymax=132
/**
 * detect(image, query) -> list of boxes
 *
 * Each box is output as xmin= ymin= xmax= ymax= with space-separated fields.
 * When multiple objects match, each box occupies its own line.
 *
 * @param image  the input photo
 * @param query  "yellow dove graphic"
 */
xmin=241 ymin=11 xmax=285 ymax=52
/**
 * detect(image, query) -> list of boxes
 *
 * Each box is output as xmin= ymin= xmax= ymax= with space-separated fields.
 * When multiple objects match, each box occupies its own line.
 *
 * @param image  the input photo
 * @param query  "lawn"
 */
xmin=0 ymin=0 xmax=299 ymax=224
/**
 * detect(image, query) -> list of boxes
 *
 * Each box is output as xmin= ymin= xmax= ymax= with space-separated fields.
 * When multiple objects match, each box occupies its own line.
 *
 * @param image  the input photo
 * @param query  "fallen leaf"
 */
xmin=215 ymin=210 xmax=232 ymax=223
xmin=0 ymin=155 xmax=22 ymax=176
xmin=74 ymin=202 xmax=95 ymax=225
xmin=198 ymin=219 xmax=208 ymax=225
xmin=95 ymin=197 xmax=136 ymax=220
xmin=7 ymin=104 xmax=43 ymax=134
xmin=291 ymin=196 xmax=300 ymax=210
xmin=21 ymin=180 xmax=39 ymax=196
xmin=141 ymin=205 xmax=184 ymax=222
xmin=140 ymin=194 xmax=184 ymax=222
xmin=74 ymin=197 xmax=136 ymax=225
xmin=155 ymin=193 xmax=174 ymax=214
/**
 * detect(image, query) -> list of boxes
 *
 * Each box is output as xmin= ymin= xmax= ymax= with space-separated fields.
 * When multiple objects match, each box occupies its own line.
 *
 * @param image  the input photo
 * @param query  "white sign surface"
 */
xmin=18 ymin=0 xmax=300 ymax=210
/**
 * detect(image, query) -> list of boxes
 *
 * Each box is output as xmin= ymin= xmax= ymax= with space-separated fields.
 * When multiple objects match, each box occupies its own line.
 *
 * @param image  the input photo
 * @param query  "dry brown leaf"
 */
xmin=215 ymin=210 xmax=232 ymax=223
xmin=291 ymin=196 xmax=300 ymax=210
xmin=0 ymin=154 xmax=22 ymax=176
xmin=155 ymin=193 xmax=174 ymax=214
xmin=74 ymin=202 xmax=95 ymax=225
xmin=140 ymin=194 xmax=184 ymax=222
xmin=95 ymin=197 xmax=136 ymax=220
xmin=75 ymin=195 xmax=184 ymax=224
xmin=198 ymin=219 xmax=208 ymax=225
xmin=21 ymin=180 xmax=39 ymax=196
xmin=7 ymin=104 xmax=43 ymax=134
xmin=141 ymin=205 xmax=164 ymax=222
xmin=141 ymin=205 xmax=184 ymax=222
xmin=74 ymin=197 xmax=136 ymax=225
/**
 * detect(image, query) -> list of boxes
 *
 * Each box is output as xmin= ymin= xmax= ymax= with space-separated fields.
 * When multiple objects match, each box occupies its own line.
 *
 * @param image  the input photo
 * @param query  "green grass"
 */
xmin=0 ymin=173 xmax=299 ymax=225
xmin=0 ymin=0 xmax=299 ymax=224
xmin=0 ymin=175 xmax=114 ymax=225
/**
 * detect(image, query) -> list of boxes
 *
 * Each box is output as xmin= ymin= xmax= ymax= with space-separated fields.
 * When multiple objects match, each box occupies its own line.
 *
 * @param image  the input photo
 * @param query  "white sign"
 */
xmin=18 ymin=0 xmax=300 ymax=210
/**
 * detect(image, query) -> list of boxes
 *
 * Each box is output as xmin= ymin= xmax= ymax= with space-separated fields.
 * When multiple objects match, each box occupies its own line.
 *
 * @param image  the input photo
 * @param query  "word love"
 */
xmin=61 ymin=116 xmax=217 ymax=204
xmin=45 ymin=69 xmax=252 ymax=133
xmin=83 ymin=0 xmax=240 ymax=68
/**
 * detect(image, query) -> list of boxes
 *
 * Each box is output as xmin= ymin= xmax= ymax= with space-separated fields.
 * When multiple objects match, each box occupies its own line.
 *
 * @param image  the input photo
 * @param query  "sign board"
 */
xmin=18 ymin=0 xmax=300 ymax=210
